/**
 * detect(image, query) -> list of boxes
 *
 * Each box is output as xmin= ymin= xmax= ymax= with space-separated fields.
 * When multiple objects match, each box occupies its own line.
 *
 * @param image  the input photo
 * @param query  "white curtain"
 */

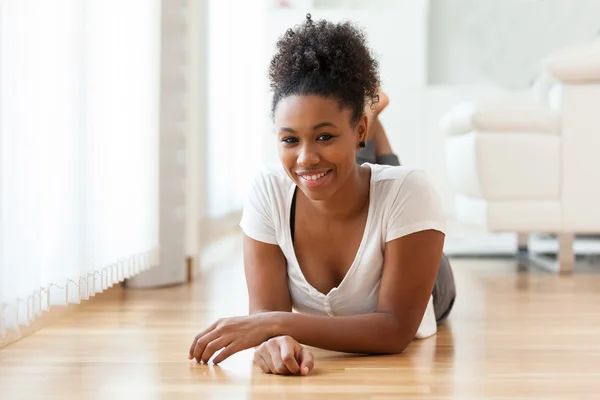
xmin=0 ymin=0 xmax=160 ymax=345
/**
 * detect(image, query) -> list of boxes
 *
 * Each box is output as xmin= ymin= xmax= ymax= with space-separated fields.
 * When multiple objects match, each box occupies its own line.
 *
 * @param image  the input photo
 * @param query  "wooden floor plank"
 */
xmin=1 ymin=243 xmax=600 ymax=399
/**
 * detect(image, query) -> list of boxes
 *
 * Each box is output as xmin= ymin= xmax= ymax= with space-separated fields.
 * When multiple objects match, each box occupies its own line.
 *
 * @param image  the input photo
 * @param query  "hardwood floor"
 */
xmin=1 ymin=237 xmax=600 ymax=399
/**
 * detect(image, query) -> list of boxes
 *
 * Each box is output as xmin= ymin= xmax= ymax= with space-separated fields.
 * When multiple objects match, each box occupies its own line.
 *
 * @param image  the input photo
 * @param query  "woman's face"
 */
xmin=274 ymin=95 xmax=367 ymax=201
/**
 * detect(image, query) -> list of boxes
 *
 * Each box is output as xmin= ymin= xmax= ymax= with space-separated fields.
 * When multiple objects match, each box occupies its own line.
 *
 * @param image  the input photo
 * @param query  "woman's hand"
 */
xmin=254 ymin=336 xmax=314 ymax=376
xmin=188 ymin=314 xmax=274 ymax=364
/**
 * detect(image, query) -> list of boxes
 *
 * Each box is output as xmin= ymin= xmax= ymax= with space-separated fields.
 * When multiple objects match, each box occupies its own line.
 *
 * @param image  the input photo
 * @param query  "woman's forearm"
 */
xmin=267 ymin=311 xmax=412 ymax=354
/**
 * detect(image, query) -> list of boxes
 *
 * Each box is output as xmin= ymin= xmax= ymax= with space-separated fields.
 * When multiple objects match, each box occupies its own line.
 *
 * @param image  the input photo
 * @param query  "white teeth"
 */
xmin=301 ymin=171 xmax=328 ymax=181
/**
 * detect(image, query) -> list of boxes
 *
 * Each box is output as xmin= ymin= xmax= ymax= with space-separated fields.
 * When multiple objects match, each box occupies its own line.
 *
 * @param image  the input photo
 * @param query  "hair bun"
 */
xmin=268 ymin=16 xmax=380 ymax=123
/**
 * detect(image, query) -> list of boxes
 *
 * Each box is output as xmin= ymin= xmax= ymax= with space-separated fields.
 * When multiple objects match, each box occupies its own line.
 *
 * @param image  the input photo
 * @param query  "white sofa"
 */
xmin=440 ymin=39 xmax=600 ymax=273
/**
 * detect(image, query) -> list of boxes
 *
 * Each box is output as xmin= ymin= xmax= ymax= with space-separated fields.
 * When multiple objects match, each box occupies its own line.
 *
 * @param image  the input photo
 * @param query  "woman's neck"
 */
xmin=304 ymin=165 xmax=371 ymax=221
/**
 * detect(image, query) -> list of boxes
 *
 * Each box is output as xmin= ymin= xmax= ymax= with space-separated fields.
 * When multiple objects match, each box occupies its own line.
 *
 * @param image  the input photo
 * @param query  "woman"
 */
xmin=188 ymin=14 xmax=456 ymax=376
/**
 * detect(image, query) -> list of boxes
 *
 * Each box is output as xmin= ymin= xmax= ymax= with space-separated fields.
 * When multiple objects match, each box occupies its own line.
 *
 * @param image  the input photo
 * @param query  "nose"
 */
xmin=297 ymin=143 xmax=320 ymax=167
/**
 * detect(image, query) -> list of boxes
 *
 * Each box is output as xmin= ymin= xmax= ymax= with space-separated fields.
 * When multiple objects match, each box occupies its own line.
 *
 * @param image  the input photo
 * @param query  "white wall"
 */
xmin=428 ymin=0 xmax=600 ymax=89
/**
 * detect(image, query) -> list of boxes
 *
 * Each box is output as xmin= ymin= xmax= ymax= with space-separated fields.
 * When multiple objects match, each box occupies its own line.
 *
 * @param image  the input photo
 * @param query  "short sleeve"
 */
xmin=385 ymin=170 xmax=446 ymax=242
xmin=239 ymin=170 xmax=279 ymax=245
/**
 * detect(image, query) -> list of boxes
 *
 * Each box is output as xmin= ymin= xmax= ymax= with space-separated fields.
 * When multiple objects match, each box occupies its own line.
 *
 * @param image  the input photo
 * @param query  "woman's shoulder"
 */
xmin=244 ymin=164 xmax=294 ymax=210
xmin=240 ymin=164 xmax=293 ymax=244
xmin=367 ymin=163 xmax=446 ymax=238
xmin=369 ymin=163 xmax=444 ymax=216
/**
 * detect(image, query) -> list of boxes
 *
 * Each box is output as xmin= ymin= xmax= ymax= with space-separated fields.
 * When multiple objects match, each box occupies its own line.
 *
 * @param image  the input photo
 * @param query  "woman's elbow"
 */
xmin=375 ymin=327 xmax=414 ymax=355
xmin=382 ymin=336 xmax=412 ymax=355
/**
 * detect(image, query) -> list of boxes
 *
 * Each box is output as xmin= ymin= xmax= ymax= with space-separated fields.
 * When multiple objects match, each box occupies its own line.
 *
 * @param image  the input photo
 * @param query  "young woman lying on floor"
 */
xmin=188 ymin=14 xmax=456 ymax=376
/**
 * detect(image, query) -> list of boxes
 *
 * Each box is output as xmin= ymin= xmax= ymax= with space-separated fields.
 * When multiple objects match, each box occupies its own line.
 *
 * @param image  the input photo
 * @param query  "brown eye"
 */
xmin=282 ymin=137 xmax=298 ymax=144
xmin=317 ymin=134 xmax=333 ymax=141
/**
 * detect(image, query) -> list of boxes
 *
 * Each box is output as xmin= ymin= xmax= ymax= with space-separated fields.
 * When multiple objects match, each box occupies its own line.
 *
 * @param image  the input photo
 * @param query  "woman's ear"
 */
xmin=356 ymin=114 xmax=369 ymax=144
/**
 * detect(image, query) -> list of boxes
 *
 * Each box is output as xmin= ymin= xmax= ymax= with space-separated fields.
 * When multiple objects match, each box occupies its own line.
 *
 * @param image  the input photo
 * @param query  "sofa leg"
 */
xmin=557 ymin=233 xmax=575 ymax=274
xmin=517 ymin=233 xmax=529 ymax=253
xmin=526 ymin=233 xmax=576 ymax=274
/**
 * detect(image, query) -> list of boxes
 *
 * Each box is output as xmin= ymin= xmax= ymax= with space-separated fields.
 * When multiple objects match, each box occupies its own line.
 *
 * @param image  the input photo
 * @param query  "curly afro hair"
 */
xmin=268 ymin=14 xmax=380 ymax=125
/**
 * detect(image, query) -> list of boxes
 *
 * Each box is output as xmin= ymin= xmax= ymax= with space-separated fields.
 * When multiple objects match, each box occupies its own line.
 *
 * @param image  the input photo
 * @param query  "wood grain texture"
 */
xmin=1 ymin=246 xmax=600 ymax=400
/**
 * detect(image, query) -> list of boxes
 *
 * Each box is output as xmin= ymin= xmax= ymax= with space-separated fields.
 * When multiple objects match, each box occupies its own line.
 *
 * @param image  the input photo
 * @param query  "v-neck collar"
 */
xmin=285 ymin=164 xmax=376 ymax=297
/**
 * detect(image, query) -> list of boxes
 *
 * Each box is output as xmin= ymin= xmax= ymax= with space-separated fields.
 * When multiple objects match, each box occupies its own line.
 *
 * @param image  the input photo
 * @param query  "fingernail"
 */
xmin=302 ymin=366 xmax=309 ymax=375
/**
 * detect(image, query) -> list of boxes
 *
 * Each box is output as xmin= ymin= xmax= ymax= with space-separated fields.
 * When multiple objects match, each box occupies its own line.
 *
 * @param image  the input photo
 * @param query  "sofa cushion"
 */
xmin=439 ymin=94 xmax=561 ymax=135
xmin=446 ymin=131 xmax=560 ymax=200
xmin=454 ymin=195 xmax=562 ymax=232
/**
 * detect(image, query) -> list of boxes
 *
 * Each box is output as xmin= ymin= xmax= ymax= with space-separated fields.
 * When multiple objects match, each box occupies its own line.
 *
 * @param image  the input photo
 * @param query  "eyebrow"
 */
xmin=279 ymin=122 xmax=337 ymax=134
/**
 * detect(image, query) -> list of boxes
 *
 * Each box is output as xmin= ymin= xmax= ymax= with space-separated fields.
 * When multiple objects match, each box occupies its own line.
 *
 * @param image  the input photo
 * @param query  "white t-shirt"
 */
xmin=239 ymin=163 xmax=446 ymax=339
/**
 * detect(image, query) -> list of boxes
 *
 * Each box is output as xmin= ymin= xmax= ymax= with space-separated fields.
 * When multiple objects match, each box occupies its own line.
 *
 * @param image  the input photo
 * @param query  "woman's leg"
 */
xmin=370 ymin=118 xmax=400 ymax=166
xmin=362 ymin=90 xmax=401 ymax=166
xmin=365 ymin=90 xmax=389 ymax=143
xmin=432 ymin=254 xmax=456 ymax=323
xmin=357 ymin=92 xmax=386 ymax=164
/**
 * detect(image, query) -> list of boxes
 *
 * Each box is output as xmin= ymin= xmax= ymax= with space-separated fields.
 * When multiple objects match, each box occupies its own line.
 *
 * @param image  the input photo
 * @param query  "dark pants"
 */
xmin=356 ymin=140 xmax=401 ymax=166
xmin=432 ymin=254 xmax=456 ymax=323
xmin=356 ymin=145 xmax=456 ymax=323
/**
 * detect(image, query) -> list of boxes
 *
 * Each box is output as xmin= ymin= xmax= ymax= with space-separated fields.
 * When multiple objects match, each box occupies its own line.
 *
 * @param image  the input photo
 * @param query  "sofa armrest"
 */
xmin=545 ymin=38 xmax=600 ymax=84
xmin=439 ymin=93 xmax=561 ymax=136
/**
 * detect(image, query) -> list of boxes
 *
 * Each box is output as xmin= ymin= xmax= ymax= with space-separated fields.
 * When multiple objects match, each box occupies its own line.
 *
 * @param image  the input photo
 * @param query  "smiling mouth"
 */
xmin=298 ymin=170 xmax=330 ymax=181
xmin=296 ymin=170 xmax=332 ymax=188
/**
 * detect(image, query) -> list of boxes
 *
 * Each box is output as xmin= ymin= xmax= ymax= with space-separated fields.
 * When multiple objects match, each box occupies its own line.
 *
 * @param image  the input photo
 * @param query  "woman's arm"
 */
xmin=266 ymin=229 xmax=444 ymax=354
xmin=189 ymin=229 xmax=444 ymax=363
xmin=243 ymin=234 xmax=292 ymax=314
